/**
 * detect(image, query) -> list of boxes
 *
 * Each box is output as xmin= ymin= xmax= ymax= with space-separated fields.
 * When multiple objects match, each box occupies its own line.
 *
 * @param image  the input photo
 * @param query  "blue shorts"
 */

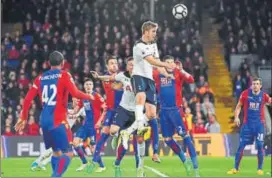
xmin=240 ymin=122 xmax=265 ymax=144
xmin=42 ymin=124 xmax=72 ymax=153
xmin=131 ymin=75 xmax=157 ymax=105
xmin=103 ymin=110 xmax=116 ymax=127
xmin=112 ymin=106 xmax=135 ymax=130
xmin=75 ymin=125 xmax=96 ymax=141
xmin=160 ymin=108 xmax=187 ymax=138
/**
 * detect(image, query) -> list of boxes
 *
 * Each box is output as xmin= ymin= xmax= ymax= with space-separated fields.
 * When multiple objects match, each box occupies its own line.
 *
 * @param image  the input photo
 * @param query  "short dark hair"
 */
xmin=106 ymin=55 xmax=117 ymax=64
xmin=49 ymin=51 xmax=64 ymax=66
xmin=162 ymin=55 xmax=174 ymax=61
xmin=125 ymin=56 xmax=133 ymax=64
xmin=253 ymin=77 xmax=262 ymax=84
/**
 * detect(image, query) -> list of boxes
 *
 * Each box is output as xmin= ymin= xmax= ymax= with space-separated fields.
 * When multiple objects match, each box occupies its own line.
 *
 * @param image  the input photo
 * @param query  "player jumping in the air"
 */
xmin=153 ymin=55 xmax=199 ymax=177
xmin=15 ymin=51 xmax=93 ymax=177
xmin=132 ymin=21 xmax=172 ymax=163
xmin=87 ymin=56 xmax=123 ymax=173
xmin=92 ymin=57 xmax=149 ymax=177
xmin=227 ymin=78 xmax=271 ymax=175
xmin=71 ymin=79 xmax=107 ymax=172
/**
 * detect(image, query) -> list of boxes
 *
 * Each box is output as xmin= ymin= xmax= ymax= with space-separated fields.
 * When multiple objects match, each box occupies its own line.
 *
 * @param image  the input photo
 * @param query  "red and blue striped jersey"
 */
xmin=21 ymin=69 xmax=91 ymax=130
xmin=153 ymin=68 xmax=194 ymax=108
xmin=239 ymin=89 xmax=271 ymax=124
xmin=102 ymin=73 xmax=123 ymax=110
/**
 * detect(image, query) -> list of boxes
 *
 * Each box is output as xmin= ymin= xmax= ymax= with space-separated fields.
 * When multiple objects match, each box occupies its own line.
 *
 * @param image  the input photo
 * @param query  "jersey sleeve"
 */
xmin=114 ymin=72 xmax=124 ymax=82
xmin=62 ymin=72 xmax=92 ymax=100
xmin=20 ymin=76 xmax=40 ymax=120
xmin=136 ymin=43 xmax=153 ymax=59
xmin=178 ymin=69 xmax=194 ymax=83
xmin=239 ymin=90 xmax=247 ymax=105
xmin=94 ymin=93 xmax=107 ymax=111
xmin=263 ymin=93 xmax=272 ymax=104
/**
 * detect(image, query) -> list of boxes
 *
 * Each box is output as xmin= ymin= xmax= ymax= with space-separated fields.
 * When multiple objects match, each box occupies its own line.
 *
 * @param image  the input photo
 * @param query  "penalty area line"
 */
xmin=144 ymin=165 xmax=169 ymax=177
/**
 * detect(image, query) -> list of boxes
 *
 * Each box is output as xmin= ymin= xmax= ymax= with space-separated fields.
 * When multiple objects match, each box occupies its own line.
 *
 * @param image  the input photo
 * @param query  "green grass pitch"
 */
xmin=1 ymin=156 xmax=271 ymax=177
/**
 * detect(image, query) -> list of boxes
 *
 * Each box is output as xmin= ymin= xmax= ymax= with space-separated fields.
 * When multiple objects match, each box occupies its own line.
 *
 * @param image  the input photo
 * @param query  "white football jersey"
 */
xmin=115 ymin=72 xmax=135 ymax=111
xmin=132 ymin=39 xmax=159 ymax=80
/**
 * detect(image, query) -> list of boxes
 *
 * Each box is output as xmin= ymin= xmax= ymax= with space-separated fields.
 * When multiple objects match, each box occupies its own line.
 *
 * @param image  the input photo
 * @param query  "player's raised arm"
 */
xmin=90 ymin=71 xmax=116 ymax=82
xmin=178 ymin=63 xmax=194 ymax=83
xmin=63 ymin=72 xmax=94 ymax=100
xmin=234 ymin=90 xmax=246 ymax=126
xmin=15 ymin=76 xmax=40 ymax=131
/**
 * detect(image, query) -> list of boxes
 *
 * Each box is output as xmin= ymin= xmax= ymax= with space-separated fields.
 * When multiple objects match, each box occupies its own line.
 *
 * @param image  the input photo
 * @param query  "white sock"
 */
xmin=137 ymin=142 xmax=145 ymax=168
xmin=34 ymin=148 xmax=53 ymax=164
xmin=135 ymin=105 xmax=144 ymax=121
xmin=40 ymin=155 xmax=52 ymax=166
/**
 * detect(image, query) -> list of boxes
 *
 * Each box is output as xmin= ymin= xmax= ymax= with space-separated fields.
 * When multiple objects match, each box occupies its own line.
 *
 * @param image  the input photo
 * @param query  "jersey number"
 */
xmin=257 ymin=133 xmax=264 ymax=141
xmin=42 ymin=84 xmax=57 ymax=106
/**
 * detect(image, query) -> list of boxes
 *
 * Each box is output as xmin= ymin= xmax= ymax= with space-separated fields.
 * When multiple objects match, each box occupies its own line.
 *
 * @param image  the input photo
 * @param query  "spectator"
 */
xmin=193 ymin=118 xmax=207 ymax=134
xmin=205 ymin=114 xmax=221 ymax=133
xmin=3 ymin=126 xmax=14 ymax=136
xmin=201 ymin=96 xmax=215 ymax=116
xmin=26 ymin=116 xmax=40 ymax=136
xmin=233 ymin=74 xmax=245 ymax=102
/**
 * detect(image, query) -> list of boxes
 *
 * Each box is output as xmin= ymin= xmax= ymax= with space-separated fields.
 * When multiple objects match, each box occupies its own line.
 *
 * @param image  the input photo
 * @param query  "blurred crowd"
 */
xmin=1 ymin=0 xmax=219 ymax=136
xmin=212 ymin=0 xmax=272 ymax=99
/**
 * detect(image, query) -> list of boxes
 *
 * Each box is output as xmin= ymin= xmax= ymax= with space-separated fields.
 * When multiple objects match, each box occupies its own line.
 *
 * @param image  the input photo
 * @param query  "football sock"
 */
xmin=133 ymin=135 xmax=139 ymax=168
xmin=234 ymin=142 xmax=246 ymax=170
xmin=93 ymin=133 xmax=109 ymax=162
xmin=52 ymin=154 xmax=71 ymax=177
xmin=165 ymin=139 xmax=186 ymax=162
xmin=256 ymin=141 xmax=264 ymax=170
xmin=148 ymin=119 xmax=159 ymax=154
xmin=74 ymin=146 xmax=87 ymax=164
xmin=115 ymin=144 xmax=127 ymax=166
xmin=135 ymin=105 xmax=144 ymax=121
xmin=183 ymin=136 xmax=198 ymax=169
xmin=51 ymin=156 xmax=59 ymax=172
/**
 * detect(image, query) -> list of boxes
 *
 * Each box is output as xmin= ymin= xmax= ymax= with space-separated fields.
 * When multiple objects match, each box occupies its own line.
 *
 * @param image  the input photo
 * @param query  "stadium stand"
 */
xmin=1 ymin=0 xmax=217 ymax=135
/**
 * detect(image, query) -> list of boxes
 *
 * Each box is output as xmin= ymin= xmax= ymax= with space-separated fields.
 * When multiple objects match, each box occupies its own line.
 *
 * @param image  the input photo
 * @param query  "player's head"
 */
xmin=125 ymin=56 xmax=134 ymax=73
xmin=84 ymin=78 xmax=94 ymax=93
xmin=142 ymin=21 xmax=158 ymax=42
xmin=252 ymin=77 xmax=262 ymax=93
xmin=163 ymin=55 xmax=176 ymax=71
xmin=106 ymin=55 xmax=118 ymax=73
xmin=49 ymin=51 xmax=64 ymax=68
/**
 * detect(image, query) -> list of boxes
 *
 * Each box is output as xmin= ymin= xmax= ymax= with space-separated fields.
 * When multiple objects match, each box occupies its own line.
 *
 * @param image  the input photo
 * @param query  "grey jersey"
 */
xmin=132 ymin=39 xmax=159 ymax=80
xmin=115 ymin=72 xmax=135 ymax=112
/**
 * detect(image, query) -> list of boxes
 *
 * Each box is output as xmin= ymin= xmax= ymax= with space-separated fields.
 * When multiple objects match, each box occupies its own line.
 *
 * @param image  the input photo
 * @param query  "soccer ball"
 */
xmin=172 ymin=4 xmax=188 ymax=19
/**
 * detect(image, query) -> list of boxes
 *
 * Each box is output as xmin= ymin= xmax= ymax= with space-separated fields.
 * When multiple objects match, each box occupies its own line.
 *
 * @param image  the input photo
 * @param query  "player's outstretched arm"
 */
xmin=145 ymin=55 xmax=170 ymax=68
xmin=15 ymin=78 xmax=39 ymax=132
xmin=90 ymin=71 xmax=115 ymax=81
xmin=64 ymin=72 xmax=94 ymax=100
xmin=264 ymin=93 xmax=272 ymax=105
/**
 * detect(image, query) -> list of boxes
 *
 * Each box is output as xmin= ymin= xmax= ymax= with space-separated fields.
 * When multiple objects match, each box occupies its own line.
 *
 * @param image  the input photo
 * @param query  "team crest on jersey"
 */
xmin=83 ymin=102 xmax=91 ymax=110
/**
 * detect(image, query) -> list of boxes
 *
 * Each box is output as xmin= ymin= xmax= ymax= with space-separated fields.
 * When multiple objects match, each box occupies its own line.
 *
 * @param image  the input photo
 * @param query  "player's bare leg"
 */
xmin=110 ymin=125 xmax=121 ymax=150
xmin=31 ymin=148 xmax=53 ymax=171
xmin=145 ymin=103 xmax=160 ymax=163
